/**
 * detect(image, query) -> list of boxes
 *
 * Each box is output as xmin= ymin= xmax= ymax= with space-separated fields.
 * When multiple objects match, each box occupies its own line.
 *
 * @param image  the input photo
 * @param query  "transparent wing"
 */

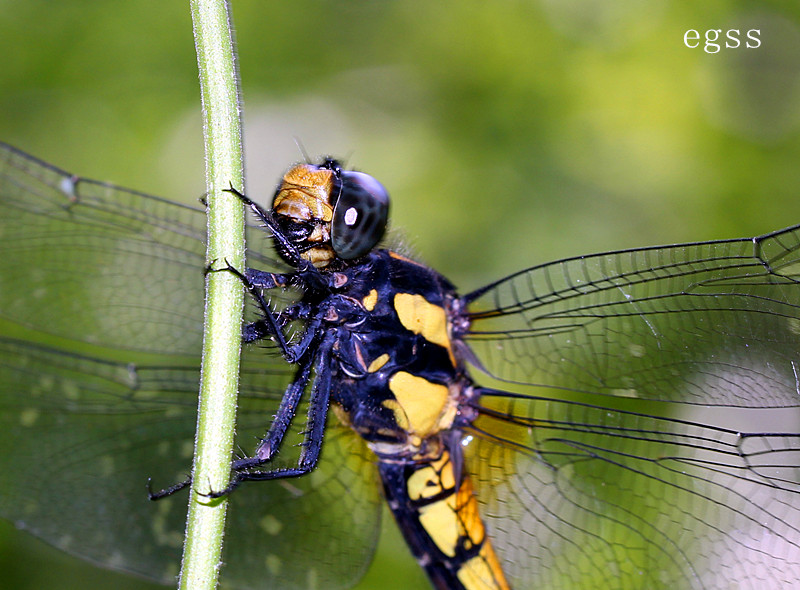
xmin=465 ymin=227 xmax=800 ymax=405
xmin=463 ymin=227 xmax=800 ymax=589
xmin=0 ymin=141 xmax=285 ymax=353
xmin=226 ymin=350 xmax=382 ymax=590
xmin=0 ymin=143 xmax=381 ymax=589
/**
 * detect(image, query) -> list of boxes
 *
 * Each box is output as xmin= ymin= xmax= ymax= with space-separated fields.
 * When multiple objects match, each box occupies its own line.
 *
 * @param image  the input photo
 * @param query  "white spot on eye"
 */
xmin=344 ymin=207 xmax=358 ymax=226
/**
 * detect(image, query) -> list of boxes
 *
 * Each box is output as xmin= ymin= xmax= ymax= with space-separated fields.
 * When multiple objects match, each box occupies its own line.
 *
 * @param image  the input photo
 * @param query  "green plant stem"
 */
xmin=180 ymin=1 xmax=245 ymax=588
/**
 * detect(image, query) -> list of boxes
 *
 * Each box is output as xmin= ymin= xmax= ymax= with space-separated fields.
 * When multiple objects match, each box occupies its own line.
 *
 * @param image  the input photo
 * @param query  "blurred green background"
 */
xmin=1 ymin=1 xmax=800 ymax=589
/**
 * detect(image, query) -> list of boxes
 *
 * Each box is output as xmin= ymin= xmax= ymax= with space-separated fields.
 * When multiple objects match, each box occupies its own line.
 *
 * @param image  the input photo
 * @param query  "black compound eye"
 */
xmin=331 ymin=171 xmax=390 ymax=259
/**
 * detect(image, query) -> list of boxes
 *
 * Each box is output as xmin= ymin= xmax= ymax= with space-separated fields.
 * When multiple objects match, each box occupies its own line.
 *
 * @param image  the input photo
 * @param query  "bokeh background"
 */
xmin=1 ymin=1 xmax=800 ymax=589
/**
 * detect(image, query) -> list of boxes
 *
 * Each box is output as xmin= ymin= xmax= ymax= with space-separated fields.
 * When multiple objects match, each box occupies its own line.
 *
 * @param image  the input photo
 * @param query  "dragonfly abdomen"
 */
xmin=377 ymin=442 xmax=511 ymax=590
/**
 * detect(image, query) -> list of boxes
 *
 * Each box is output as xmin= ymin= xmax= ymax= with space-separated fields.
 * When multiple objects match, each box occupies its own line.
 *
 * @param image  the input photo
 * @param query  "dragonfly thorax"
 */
xmin=321 ymin=249 xmax=473 ymax=451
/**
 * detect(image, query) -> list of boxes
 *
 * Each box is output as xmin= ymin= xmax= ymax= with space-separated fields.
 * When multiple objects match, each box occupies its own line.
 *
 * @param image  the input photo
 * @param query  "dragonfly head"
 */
xmin=272 ymin=159 xmax=390 ymax=268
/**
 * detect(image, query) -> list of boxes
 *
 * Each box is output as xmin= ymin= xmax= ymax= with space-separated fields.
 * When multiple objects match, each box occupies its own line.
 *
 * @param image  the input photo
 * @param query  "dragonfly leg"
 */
xmin=207 ymin=335 xmax=334 ymax=497
xmin=242 ymin=301 xmax=311 ymax=343
xmin=147 ymin=476 xmax=191 ymax=501
xmin=149 ymin=345 xmax=320 ymax=501
xmin=211 ymin=261 xmax=315 ymax=363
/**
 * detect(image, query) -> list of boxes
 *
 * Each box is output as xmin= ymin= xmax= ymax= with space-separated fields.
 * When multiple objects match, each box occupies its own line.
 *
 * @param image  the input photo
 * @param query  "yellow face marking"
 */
xmin=407 ymin=451 xmax=455 ymax=501
xmin=302 ymin=246 xmax=335 ymax=267
xmin=367 ymin=353 xmax=389 ymax=373
xmin=274 ymin=164 xmax=335 ymax=222
xmin=273 ymin=188 xmax=334 ymax=223
xmin=393 ymin=293 xmax=455 ymax=365
xmin=388 ymin=371 xmax=449 ymax=437
xmin=362 ymin=289 xmax=378 ymax=311
xmin=273 ymin=164 xmax=338 ymax=268
xmin=307 ymin=224 xmax=331 ymax=244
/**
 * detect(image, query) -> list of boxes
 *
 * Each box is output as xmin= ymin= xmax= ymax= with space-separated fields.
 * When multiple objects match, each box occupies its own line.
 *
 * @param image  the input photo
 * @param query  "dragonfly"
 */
xmin=1 ymin=141 xmax=799 ymax=590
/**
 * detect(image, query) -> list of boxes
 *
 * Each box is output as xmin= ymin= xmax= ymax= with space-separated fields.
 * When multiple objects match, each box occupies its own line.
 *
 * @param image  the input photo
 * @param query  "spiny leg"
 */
xmin=210 ymin=261 xmax=318 ymax=363
xmin=207 ymin=334 xmax=335 ymax=497
xmin=149 ymin=344 xmax=319 ymax=501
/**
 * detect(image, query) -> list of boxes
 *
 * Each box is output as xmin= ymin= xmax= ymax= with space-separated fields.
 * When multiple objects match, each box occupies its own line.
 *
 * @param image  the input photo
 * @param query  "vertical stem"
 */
xmin=181 ymin=1 xmax=244 ymax=588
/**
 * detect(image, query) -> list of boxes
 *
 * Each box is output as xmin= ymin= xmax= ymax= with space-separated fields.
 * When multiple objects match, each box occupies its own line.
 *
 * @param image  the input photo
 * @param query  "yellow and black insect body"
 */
xmin=218 ymin=161 xmax=510 ymax=589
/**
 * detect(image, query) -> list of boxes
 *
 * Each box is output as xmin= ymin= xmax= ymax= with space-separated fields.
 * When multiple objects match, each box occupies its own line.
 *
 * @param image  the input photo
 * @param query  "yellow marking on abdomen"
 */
xmin=407 ymin=452 xmax=455 ymax=501
xmin=418 ymin=493 xmax=461 ymax=558
xmin=393 ymin=293 xmax=455 ymax=365
xmin=453 ymin=477 xmax=509 ymax=589
xmin=457 ymin=541 xmax=510 ymax=590
xmin=414 ymin=468 xmax=510 ymax=590
xmin=413 ymin=451 xmax=461 ymax=558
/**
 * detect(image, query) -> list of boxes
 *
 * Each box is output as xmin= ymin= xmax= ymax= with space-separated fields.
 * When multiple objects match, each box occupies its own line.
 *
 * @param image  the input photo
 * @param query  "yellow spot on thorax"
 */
xmin=367 ymin=353 xmax=389 ymax=372
xmin=393 ymin=292 xmax=455 ymax=365
xmin=381 ymin=399 xmax=409 ymax=430
xmin=362 ymin=289 xmax=378 ymax=311
xmin=387 ymin=371 xmax=457 ymax=439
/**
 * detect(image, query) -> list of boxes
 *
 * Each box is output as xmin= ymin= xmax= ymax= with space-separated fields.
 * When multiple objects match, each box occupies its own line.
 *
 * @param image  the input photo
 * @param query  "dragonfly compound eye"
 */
xmin=331 ymin=171 xmax=389 ymax=259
